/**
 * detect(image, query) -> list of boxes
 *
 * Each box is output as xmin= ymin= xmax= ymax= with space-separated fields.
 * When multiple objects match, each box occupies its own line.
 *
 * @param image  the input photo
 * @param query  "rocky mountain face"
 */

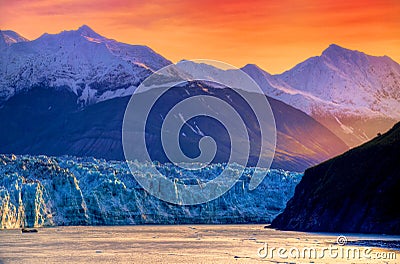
xmin=272 ymin=121 xmax=400 ymax=234
xmin=0 ymin=84 xmax=347 ymax=172
xmin=0 ymin=154 xmax=302 ymax=228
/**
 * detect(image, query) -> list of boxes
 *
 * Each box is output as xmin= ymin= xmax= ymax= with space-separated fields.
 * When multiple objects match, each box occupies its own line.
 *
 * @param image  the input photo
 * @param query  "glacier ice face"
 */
xmin=0 ymin=154 xmax=302 ymax=228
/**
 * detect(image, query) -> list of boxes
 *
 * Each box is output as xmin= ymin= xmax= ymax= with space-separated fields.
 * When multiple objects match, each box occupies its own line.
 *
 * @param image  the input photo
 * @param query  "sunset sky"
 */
xmin=1 ymin=0 xmax=399 ymax=73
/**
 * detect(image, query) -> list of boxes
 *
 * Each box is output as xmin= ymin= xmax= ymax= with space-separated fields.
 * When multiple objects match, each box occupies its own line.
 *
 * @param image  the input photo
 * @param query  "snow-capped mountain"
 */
xmin=1 ymin=25 xmax=397 ymax=152
xmin=278 ymin=44 xmax=400 ymax=118
xmin=0 ymin=30 xmax=28 ymax=46
xmin=175 ymin=61 xmax=316 ymax=113
xmin=178 ymin=46 xmax=400 ymax=147
xmin=243 ymin=45 xmax=400 ymax=147
xmin=0 ymin=25 xmax=171 ymax=104
xmin=243 ymin=45 xmax=400 ymax=119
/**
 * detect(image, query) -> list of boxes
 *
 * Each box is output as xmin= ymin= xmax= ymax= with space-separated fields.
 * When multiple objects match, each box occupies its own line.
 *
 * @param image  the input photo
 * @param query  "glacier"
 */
xmin=0 ymin=154 xmax=302 ymax=229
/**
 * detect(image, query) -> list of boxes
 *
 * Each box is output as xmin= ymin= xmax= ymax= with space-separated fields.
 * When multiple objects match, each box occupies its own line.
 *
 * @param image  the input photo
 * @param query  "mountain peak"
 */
xmin=243 ymin=63 xmax=263 ymax=70
xmin=0 ymin=30 xmax=29 ymax=46
xmin=241 ymin=64 xmax=271 ymax=77
xmin=327 ymin=43 xmax=346 ymax=50
xmin=0 ymin=24 xmax=172 ymax=104
xmin=76 ymin=25 xmax=101 ymax=38
xmin=78 ymin=24 xmax=92 ymax=31
xmin=322 ymin=44 xmax=353 ymax=55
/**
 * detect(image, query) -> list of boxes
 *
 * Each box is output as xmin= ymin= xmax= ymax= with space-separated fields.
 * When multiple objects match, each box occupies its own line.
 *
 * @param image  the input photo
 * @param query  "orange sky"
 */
xmin=0 ymin=0 xmax=399 ymax=73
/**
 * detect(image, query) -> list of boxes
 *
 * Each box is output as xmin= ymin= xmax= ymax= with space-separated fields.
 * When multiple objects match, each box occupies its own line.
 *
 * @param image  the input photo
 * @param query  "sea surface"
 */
xmin=1 ymin=225 xmax=399 ymax=263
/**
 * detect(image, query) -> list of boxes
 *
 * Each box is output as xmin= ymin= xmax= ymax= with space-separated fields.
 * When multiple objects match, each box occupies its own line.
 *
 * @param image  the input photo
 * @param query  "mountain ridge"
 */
xmin=1 ymin=25 xmax=399 ymax=150
xmin=1 ymin=27 xmax=398 ymax=118
xmin=0 ymin=25 xmax=171 ymax=105
xmin=0 ymin=30 xmax=29 ymax=46
xmin=0 ymin=84 xmax=348 ymax=171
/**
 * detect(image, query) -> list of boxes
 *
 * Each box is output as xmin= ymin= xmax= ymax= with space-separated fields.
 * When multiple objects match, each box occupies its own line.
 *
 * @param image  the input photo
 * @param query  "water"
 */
xmin=1 ymin=225 xmax=399 ymax=263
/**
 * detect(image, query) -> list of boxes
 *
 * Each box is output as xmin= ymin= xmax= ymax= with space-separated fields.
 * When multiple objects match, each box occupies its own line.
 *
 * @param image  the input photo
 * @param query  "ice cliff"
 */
xmin=0 ymin=154 xmax=302 ymax=228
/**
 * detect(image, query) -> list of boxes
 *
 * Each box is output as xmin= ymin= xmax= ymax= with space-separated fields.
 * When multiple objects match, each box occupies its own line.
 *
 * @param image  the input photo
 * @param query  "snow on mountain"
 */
xmin=178 ymin=49 xmax=400 ymax=120
xmin=0 ymin=25 xmax=172 ymax=104
xmin=269 ymin=44 xmax=400 ymax=146
xmin=175 ymin=61 xmax=315 ymax=116
xmin=276 ymin=44 xmax=400 ymax=119
xmin=2 ymin=26 xmax=397 ymax=123
xmin=1 ymin=26 xmax=398 ymax=147
xmin=0 ymin=154 xmax=302 ymax=228
xmin=0 ymin=30 xmax=29 ymax=46
xmin=176 ymin=47 xmax=400 ymax=147
xmin=241 ymin=64 xmax=332 ymax=115
xmin=240 ymin=46 xmax=400 ymax=147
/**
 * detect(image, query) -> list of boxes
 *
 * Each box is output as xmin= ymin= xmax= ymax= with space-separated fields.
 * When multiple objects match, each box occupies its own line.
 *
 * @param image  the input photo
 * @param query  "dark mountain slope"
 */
xmin=0 ymin=84 xmax=347 ymax=171
xmin=272 ymin=122 xmax=400 ymax=234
